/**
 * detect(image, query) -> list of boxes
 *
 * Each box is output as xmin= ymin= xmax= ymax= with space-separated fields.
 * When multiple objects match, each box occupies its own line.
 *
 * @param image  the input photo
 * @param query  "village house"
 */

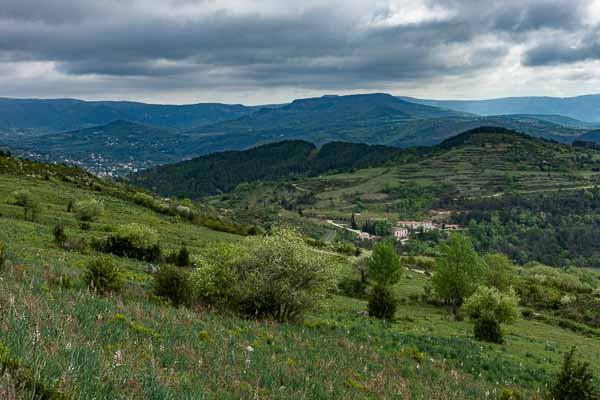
xmin=393 ymin=227 xmax=409 ymax=241
xmin=397 ymin=220 xmax=436 ymax=231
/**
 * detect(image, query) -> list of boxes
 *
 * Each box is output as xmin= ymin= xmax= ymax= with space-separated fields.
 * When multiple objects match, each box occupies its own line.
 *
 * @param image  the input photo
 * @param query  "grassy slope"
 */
xmin=294 ymin=131 xmax=600 ymax=220
xmin=0 ymin=163 xmax=599 ymax=398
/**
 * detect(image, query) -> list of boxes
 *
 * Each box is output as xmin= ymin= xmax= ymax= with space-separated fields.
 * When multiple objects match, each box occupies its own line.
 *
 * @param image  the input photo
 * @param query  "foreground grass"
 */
xmin=1 ymin=172 xmax=599 ymax=399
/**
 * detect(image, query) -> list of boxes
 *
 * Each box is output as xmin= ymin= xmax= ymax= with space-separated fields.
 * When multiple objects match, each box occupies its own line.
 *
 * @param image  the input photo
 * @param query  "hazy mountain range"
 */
xmin=2 ymin=93 xmax=600 ymax=175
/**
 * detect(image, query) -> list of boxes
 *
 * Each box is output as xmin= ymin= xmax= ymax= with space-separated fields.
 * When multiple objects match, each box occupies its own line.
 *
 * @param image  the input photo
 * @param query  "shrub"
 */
xmin=12 ymin=190 xmax=41 ymax=221
xmin=83 ymin=256 xmax=124 ymax=294
xmin=463 ymin=286 xmax=520 ymax=343
xmin=498 ymin=387 xmax=524 ymax=400
xmin=74 ymin=198 xmax=104 ymax=222
xmin=11 ymin=189 xmax=32 ymax=207
xmin=53 ymin=225 xmax=67 ymax=245
xmin=367 ymin=285 xmax=397 ymax=320
xmin=192 ymin=229 xmax=335 ymax=321
xmin=0 ymin=241 xmax=6 ymax=270
xmin=473 ymin=317 xmax=503 ymax=343
xmin=97 ymin=223 xmax=161 ymax=262
xmin=153 ymin=265 xmax=191 ymax=307
xmin=547 ymin=347 xmax=598 ymax=400
xmin=167 ymin=245 xmax=191 ymax=267
xmin=338 ymin=276 xmax=368 ymax=299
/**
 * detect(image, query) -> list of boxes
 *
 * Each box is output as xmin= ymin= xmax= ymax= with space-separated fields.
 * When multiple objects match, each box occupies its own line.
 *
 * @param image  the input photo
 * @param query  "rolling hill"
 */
xmin=128 ymin=140 xmax=412 ymax=198
xmin=195 ymin=127 xmax=600 ymax=221
xmin=399 ymin=94 xmax=600 ymax=123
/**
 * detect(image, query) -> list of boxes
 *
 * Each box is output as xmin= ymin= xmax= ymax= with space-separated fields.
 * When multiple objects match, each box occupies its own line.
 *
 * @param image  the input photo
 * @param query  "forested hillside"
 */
xmin=128 ymin=140 xmax=413 ymax=198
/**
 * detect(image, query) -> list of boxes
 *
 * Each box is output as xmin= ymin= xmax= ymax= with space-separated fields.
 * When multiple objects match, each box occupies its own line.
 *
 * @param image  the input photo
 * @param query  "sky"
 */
xmin=1 ymin=0 xmax=600 ymax=105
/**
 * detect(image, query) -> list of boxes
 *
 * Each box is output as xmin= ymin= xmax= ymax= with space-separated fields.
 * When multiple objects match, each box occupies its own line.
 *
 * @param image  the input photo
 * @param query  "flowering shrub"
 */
xmin=191 ymin=229 xmax=335 ymax=321
xmin=462 ymin=286 xmax=520 ymax=343
xmin=74 ymin=198 xmax=104 ymax=222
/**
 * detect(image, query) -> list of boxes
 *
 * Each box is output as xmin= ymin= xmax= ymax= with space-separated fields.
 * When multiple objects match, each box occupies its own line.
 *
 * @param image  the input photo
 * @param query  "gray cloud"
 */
xmin=0 ymin=0 xmax=597 ymax=102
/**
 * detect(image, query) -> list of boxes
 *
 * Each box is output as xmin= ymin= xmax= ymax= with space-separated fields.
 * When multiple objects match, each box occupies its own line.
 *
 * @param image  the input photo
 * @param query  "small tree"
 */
xmin=12 ymin=190 xmax=41 ymax=221
xmin=462 ymin=285 xmax=520 ymax=343
xmin=84 ymin=256 xmax=124 ymax=294
xmin=484 ymin=253 xmax=516 ymax=292
xmin=547 ymin=347 xmax=598 ymax=400
xmin=368 ymin=241 xmax=402 ymax=286
xmin=367 ymin=241 xmax=402 ymax=320
xmin=75 ymin=199 xmax=104 ymax=222
xmin=432 ymin=233 xmax=486 ymax=315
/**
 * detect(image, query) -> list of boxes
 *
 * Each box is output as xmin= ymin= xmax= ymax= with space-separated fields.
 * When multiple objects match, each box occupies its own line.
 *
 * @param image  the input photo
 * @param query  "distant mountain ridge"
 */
xmin=398 ymin=94 xmax=600 ymax=123
xmin=0 ymin=97 xmax=262 ymax=134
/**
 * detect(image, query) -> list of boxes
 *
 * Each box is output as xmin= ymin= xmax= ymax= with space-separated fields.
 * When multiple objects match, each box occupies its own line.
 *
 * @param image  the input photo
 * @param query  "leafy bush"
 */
xmin=11 ymin=189 xmax=32 ymax=207
xmin=166 ymin=245 xmax=191 ymax=267
xmin=74 ymin=198 xmax=104 ymax=222
xmin=473 ymin=317 xmax=503 ymax=344
xmin=463 ymin=286 xmax=520 ymax=343
xmin=498 ymin=387 xmax=524 ymax=400
xmin=191 ymin=229 xmax=335 ymax=321
xmin=53 ymin=225 xmax=67 ymax=245
xmin=83 ymin=256 xmax=124 ymax=294
xmin=96 ymin=223 xmax=161 ymax=262
xmin=0 ymin=241 xmax=6 ymax=270
xmin=367 ymin=285 xmax=397 ymax=320
xmin=11 ymin=189 xmax=41 ymax=221
xmin=338 ymin=276 xmax=368 ymax=299
xmin=547 ymin=347 xmax=598 ymax=400
xmin=153 ymin=265 xmax=191 ymax=307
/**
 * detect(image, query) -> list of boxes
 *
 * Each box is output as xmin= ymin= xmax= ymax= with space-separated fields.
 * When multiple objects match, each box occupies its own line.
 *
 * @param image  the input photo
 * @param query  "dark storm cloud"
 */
xmin=523 ymin=26 xmax=600 ymax=66
xmin=0 ymin=0 xmax=596 ymax=97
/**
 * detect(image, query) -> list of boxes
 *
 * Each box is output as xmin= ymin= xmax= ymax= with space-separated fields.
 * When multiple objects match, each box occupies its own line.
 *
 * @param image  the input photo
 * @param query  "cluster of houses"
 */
xmin=393 ymin=220 xmax=461 ymax=241
xmin=357 ymin=220 xmax=461 ymax=242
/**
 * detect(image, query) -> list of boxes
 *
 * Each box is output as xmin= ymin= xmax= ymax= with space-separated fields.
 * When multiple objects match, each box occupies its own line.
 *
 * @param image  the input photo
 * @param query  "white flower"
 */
xmin=245 ymin=345 xmax=254 ymax=352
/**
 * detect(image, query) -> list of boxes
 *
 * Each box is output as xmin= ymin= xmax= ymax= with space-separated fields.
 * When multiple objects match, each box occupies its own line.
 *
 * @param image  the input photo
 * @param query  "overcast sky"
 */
xmin=1 ymin=0 xmax=599 ymax=105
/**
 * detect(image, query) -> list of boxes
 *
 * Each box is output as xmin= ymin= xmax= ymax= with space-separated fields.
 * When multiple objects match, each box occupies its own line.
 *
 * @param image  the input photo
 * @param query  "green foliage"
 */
xmin=367 ymin=284 xmax=398 ymax=320
xmin=473 ymin=316 xmax=504 ymax=344
xmin=432 ymin=233 xmax=486 ymax=311
xmin=53 ymin=225 xmax=67 ymax=245
xmin=0 ymin=241 xmax=6 ymax=271
xmin=368 ymin=241 xmax=402 ymax=286
xmin=83 ymin=256 xmax=124 ymax=294
xmin=463 ymin=286 xmax=520 ymax=325
xmin=547 ymin=347 xmax=598 ymax=400
xmin=172 ymin=245 xmax=191 ymax=267
xmin=463 ymin=286 xmax=520 ymax=344
xmin=498 ymin=388 xmax=524 ymax=400
xmin=11 ymin=189 xmax=41 ymax=221
xmin=96 ymin=223 xmax=161 ymax=262
xmin=74 ymin=198 xmax=104 ymax=222
xmin=484 ymin=253 xmax=516 ymax=292
xmin=192 ymin=229 xmax=335 ymax=321
xmin=153 ymin=265 xmax=191 ymax=307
